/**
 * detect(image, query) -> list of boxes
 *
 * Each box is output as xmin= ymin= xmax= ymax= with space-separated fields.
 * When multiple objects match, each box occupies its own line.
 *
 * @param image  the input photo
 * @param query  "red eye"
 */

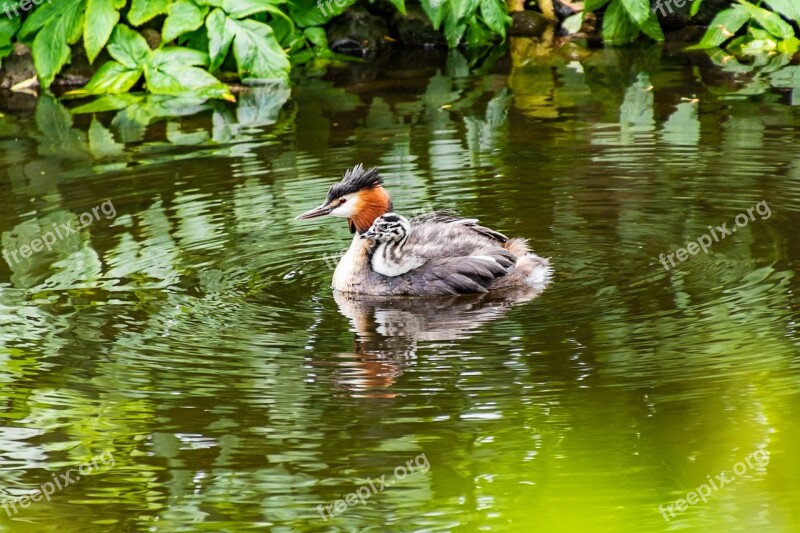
xmin=340 ymin=198 xmax=347 ymax=204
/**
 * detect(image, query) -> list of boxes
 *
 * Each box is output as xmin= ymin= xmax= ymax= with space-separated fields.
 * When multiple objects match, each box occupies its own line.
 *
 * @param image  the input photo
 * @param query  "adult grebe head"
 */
xmin=295 ymin=164 xmax=393 ymax=234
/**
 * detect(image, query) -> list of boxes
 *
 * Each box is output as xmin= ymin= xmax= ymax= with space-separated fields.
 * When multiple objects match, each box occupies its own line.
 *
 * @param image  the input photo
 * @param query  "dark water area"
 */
xmin=0 ymin=45 xmax=799 ymax=531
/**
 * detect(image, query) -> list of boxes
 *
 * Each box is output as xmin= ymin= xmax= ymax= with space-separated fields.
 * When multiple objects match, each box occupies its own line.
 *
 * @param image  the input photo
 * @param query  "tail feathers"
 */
xmin=503 ymin=237 xmax=531 ymax=256
xmin=488 ymin=253 xmax=551 ymax=291
xmin=516 ymin=254 xmax=551 ymax=288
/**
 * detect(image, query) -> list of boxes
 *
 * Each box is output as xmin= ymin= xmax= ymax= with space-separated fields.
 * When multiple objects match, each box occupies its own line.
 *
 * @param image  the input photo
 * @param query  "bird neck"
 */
xmin=349 ymin=186 xmax=393 ymax=234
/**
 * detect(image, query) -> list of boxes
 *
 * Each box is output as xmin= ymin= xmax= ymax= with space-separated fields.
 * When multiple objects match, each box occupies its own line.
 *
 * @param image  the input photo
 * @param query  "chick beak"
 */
xmin=360 ymin=230 xmax=376 ymax=240
xmin=295 ymin=203 xmax=334 ymax=220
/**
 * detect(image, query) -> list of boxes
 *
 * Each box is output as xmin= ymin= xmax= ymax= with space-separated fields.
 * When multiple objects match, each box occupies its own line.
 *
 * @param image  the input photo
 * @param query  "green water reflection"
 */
xmin=1 ymin=46 xmax=799 ymax=532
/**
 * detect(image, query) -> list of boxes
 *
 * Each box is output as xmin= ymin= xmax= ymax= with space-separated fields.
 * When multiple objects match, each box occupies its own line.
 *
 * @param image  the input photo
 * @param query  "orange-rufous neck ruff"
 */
xmin=350 ymin=186 xmax=392 ymax=234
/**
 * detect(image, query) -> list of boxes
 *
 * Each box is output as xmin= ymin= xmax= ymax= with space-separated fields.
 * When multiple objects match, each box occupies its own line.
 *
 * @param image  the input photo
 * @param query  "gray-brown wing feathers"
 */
xmin=412 ymin=254 xmax=515 ymax=295
xmin=410 ymin=210 xmax=509 ymax=243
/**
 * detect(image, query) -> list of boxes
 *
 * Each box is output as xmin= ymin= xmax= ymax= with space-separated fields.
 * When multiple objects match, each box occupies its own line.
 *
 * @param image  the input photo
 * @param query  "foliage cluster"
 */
xmin=1 ymin=0 xmax=800 ymax=101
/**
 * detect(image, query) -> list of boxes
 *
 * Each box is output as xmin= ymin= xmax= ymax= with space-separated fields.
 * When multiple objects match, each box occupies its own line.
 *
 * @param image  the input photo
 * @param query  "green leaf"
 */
xmin=585 ymin=0 xmax=611 ymax=11
xmin=738 ymin=0 xmax=794 ymax=40
xmin=640 ymin=11 xmax=664 ymax=41
xmin=479 ymin=0 xmax=510 ymax=38
xmin=151 ymin=47 xmax=209 ymax=68
xmin=452 ymin=0 xmax=479 ymax=21
xmin=145 ymin=63 xmax=233 ymax=100
xmin=778 ymin=36 xmax=800 ymax=54
xmin=466 ymin=17 xmax=492 ymax=47
xmin=83 ymin=60 xmax=142 ymax=93
xmin=303 ymin=27 xmax=329 ymax=50
xmin=687 ymin=6 xmax=750 ymax=49
xmin=128 ymin=0 xmax=170 ymax=26
xmin=0 ymin=17 xmax=20 ymax=49
xmin=621 ymin=0 xmax=649 ymax=25
xmin=765 ymin=0 xmax=800 ymax=21
xmin=421 ymin=0 xmax=447 ymax=29
xmin=29 ymin=0 xmax=85 ymax=88
xmin=107 ymin=24 xmax=151 ymax=69
xmin=602 ymin=0 xmax=639 ymax=44
xmin=163 ymin=0 xmax=208 ymax=42
xmin=387 ymin=0 xmax=406 ymax=16
xmin=288 ymin=0 xmax=358 ymax=27
xmin=690 ymin=0 xmax=704 ymax=17
xmin=229 ymin=18 xmax=290 ymax=79
xmin=444 ymin=20 xmax=466 ymax=47
xmin=85 ymin=0 xmax=121 ymax=63
xmin=222 ymin=0 xmax=274 ymax=18
xmin=18 ymin=0 xmax=59 ymax=40
xmin=206 ymin=8 xmax=235 ymax=71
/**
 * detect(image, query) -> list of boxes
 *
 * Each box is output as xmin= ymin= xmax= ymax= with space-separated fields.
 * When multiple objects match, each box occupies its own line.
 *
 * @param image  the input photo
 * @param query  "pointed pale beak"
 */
xmin=360 ymin=230 xmax=376 ymax=240
xmin=295 ymin=203 xmax=333 ymax=220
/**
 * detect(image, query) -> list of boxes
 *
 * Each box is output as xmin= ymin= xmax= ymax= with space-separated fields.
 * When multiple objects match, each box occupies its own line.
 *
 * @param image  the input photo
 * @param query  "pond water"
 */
xmin=1 ymin=44 xmax=799 ymax=532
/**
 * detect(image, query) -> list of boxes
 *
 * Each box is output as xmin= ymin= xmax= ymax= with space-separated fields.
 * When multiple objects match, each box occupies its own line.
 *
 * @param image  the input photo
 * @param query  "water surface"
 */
xmin=1 ymin=46 xmax=799 ymax=532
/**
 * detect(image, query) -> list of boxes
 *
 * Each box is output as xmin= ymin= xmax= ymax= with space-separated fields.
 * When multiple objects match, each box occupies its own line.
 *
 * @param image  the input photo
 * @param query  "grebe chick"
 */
xmin=360 ymin=213 xmax=426 ymax=276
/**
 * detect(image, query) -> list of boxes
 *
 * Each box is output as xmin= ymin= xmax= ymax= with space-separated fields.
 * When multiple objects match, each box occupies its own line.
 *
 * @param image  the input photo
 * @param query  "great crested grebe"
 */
xmin=296 ymin=165 xmax=551 ymax=296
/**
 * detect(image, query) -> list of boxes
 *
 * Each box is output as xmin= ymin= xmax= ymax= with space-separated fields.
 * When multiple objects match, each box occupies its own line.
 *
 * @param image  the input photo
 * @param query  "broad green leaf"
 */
xmin=303 ymin=27 xmax=329 ymax=50
xmin=83 ymin=60 xmax=142 ymax=93
xmin=479 ymin=0 xmax=510 ymax=38
xmin=741 ymin=37 xmax=777 ymax=54
xmin=602 ymin=0 xmax=639 ymax=44
xmin=452 ymin=0 xmax=478 ymax=21
xmin=145 ymin=63 xmax=233 ymax=100
xmin=690 ymin=0 xmax=704 ymax=17
xmin=196 ymin=0 xmax=224 ymax=5
xmin=738 ymin=0 xmax=793 ymax=40
xmin=163 ymin=0 xmax=208 ymax=42
xmin=765 ymin=0 xmax=800 ymax=21
xmin=621 ymin=0 xmax=649 ymax=25
xmin=387 ymin=0 xmax=406 ymax=16
xmin=222 ymin=0 xmax=273 ymax=18
xmin=206 ymin=8 xmax=235 ymax=71
xmin=585 ymin=0 xmax=611 ymax=11
xmin=0 ymin=17 xmax=20 ymax=49
xmin=444 ymin=20 xmax=466 ymax=47
xmin=687 ymin=6 xmax=750 ymax=49
xmin=229 ymin=18 xmax=290 ymax=79
xmin=421 ymin=0 xmax=447 ymax=29
xmin=778 ymin=36 xmax=800 ymax=54
xmin=107 ymin=24 xmax=151 ymax=69
xmin=640 ymin=12 xmax=665 ymax=41
xmin=151 ymin=47 xmax=209 ymax=68
xmin=442 ymin=0 xmax=469 ymax=46
xmin=128 ymin=0 xmax=170 ymax=26
xmin=30 ymin=0 xmax=85 ymax=87
xmin=19 ymin=0 xmax=68 ymax=40
xmin=288 ymin=0 xmax=357 ymax=27
xmin=466 ymin=17 xmax=492 ymax=47
xmin=85 ymin=0 xmax=121 ymax=63
xmin=19 ymin=0 xmax=84 ymax=42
